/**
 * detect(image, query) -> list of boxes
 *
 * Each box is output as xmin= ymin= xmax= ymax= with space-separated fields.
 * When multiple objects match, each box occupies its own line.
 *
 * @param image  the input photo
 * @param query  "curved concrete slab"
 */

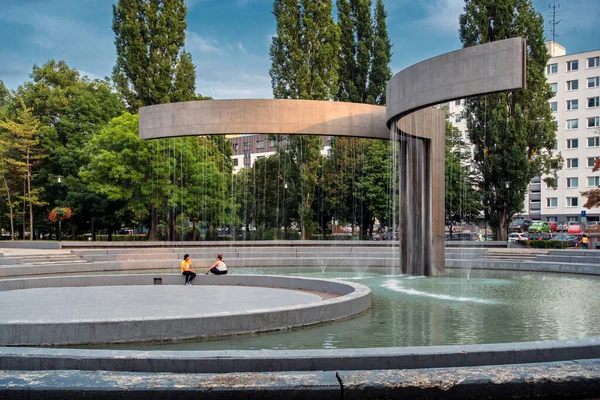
xmin=139 ymin=99 xmax=389 ymax=140
xmin=0 ymin=274 xmax=371 ymax=346
xmin=386 ymin=37 xmax=526 ymax=124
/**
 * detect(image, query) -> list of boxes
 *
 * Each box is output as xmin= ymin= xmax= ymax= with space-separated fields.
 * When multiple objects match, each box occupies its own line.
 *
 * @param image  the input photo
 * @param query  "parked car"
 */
xmin=372 ymin=233 xmax=382 ymax=241
xmin=509 ymin=219 xmax=533 ymax=233
xmin=550 ymin=234 xmax=578 ymax=247
xmin=548 ymin=221 xmax=558 ymax=232
xmin=508 ymin=233 xmax=528 ymax=242
xmin=382 ymin=232 xmax=399 ymax=240
xmin=527 ymin=233 xmax=551 ymax=241
xmin=528 ymin=221 xmax=551 ymax=233
xmin=446 ymin=232 xmax=482 ymax=241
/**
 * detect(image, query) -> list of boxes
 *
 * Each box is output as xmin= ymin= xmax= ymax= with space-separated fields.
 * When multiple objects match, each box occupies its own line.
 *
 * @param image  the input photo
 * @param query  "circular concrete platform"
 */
xmin=0 ymin=274 xmax=371 ymax=346
xmin=0 ymin=286 xmax=327 ymax=323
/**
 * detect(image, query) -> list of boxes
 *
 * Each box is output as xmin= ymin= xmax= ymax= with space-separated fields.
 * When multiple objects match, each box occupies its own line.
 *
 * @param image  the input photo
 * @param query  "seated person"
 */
xmin=181 ymin=254 xmax=196 ymax=285
xmin=206 ymin=254 xmax=227 ymax=275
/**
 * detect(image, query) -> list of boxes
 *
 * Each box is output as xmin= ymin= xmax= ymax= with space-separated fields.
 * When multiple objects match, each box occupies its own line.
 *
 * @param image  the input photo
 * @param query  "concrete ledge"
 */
xmin=447 ymin=259 xmax=600 ymax=275
xmin=1 ymin=359 xmax=599 ymax=399
xmin=0 ymin=241 xmax=61 ymax=249
xmin=1 ymin=338 xmax=599 ymax=374
xmin=0 ymin=275 xmax=371 ymax=346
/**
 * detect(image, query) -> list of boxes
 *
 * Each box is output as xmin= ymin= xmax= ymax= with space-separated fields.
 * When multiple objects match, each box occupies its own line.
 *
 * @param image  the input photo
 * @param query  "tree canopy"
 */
xmin=459 ymin=0 xmax=561 ymax=240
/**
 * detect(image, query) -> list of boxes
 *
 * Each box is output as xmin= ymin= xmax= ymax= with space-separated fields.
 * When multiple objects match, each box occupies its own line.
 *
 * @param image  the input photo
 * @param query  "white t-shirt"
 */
xmin=215 ymin=260 xmax=227 ymax=271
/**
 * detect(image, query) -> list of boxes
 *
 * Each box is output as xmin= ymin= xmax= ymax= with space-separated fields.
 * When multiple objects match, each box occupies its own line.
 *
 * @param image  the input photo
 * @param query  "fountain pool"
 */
xmin=82 ymin=267 xmax=600 ymax=351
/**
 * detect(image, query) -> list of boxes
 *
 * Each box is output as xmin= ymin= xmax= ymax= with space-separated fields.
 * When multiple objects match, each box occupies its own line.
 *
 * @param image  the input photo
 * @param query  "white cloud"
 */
xmin=416 ymin=0 xmax=463 ymax=34
xmin=187 ymin=31 xmax=222 ymax=54
xmin=237 ymin=42 xmax=247 ymax=54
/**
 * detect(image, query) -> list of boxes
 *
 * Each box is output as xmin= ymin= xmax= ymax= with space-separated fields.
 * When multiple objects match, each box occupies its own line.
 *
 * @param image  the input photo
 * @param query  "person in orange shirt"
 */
xmin=181 ymin=254 xmax=196 ymax=285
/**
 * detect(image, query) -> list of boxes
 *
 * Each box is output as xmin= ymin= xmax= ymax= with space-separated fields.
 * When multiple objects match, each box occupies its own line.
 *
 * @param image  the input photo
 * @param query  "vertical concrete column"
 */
xmin=397 ymin=132 xmax=432 ymax=276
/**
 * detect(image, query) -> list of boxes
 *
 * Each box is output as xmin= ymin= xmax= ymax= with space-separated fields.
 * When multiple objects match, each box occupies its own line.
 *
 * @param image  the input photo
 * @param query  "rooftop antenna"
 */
xmin=548 ymin=1 xmax=561 ymax=43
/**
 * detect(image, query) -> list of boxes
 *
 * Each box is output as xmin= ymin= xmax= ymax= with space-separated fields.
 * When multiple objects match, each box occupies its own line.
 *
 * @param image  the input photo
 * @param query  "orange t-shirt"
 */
xmin=181 ymin=259 xmax=193 ymax=273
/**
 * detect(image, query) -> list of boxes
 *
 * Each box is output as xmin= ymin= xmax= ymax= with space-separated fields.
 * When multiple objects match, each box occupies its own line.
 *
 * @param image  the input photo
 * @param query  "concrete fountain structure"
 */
xmin=139 ymin=37 xmax=527 ymax=277
xmin=2 ymin=38 xmax=600 ymax=398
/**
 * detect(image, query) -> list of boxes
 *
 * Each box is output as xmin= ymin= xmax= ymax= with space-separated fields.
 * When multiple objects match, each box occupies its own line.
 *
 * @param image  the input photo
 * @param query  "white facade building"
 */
xmin=447 ymin=42 xmax=600 ymax=224
xmin=544 ymin=42 xmax=600 ymax=223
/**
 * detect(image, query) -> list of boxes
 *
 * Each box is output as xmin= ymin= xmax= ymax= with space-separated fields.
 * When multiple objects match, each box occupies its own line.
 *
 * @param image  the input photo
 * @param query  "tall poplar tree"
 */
xmin=331 ymin=0 xmax=392 ymax=237
xmin=112 ymin=0 xmax=194 ymax=112
xmin=270 ymin=0 xmax=340 ymax=239
xmin=459 ymin=0 xmax=561 ymax=240
xmin=367 ymin=0 xmax=392 ymax=105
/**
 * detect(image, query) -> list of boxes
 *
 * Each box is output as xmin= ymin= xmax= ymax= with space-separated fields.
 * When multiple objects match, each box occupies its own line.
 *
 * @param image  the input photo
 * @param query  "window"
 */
xmin=589 ymin=56 xmax=600 ymax=68
xmin=270 ymin=139 xmax=276 ymax=148
xmin=243 ymin=150 xmax=251 ymax=158
xmin=566 ymin=158 xmax=579 ymax=168
xmin=567 ymin=80 xmax=578 ymax=91
xmin=547 ymin=216 xmax=558 ymax=222
xmin=257 ymin=140 xmax=264 ymax=149
xmin=567 ymin=119 xmax=578 ymax=130
xmin=550 ymin=101 xmax=557 ymax=112
xmin=454 ymin=114 xmax=461 ymax=123
xmin=233 ymin=143 xmax=239 ymax=152
xmin=588 ymin=157 xmax=599 ymax=167
xmin=455 ymin=99 xmax=461 ymax=106
xmin=566 ymin=216 xmax=580 ymax=222
xmin=588 ymin=77 xmax=600 ymax=88
xmin=546 ymin=198 xmax=558 ymax=207
xmin=588 ymin=116 xmax=600 ymax=128
xmin=588 ymin=176 xmax=600 ymax=187
xmin=566 ymin=177 xmax=579 ymax=188
xmin=566 ymin=197 xmax=579 ymax=207
xmin=588 ymin=137 xmax=600 ymax=147
xmin=550 ymin=82 xmax=558 ymax=93
xmin=232 ymin=158 xmax=239 ymax=167
xmin=567 ymin=60 xmax=579 ymax=71
xmin=566 ymin=99 xmax=578 ymax=110
xmin=589 ymin=97 xmax=600 ymax=108
xmin=243 ymin=141 xmax=251 ymax=148
xmin=547 ymin=63 xmax=558 ymax=74
xmin=566 ymin=138 xmax=579 ymax=149
xmin=256 ymin=155 xmax=264 ymax=160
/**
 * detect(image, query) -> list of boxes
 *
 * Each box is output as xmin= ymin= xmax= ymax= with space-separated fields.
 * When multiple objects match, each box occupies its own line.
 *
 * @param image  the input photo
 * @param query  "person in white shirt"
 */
xmin=206 ymin=254 xmax=227 ymax=275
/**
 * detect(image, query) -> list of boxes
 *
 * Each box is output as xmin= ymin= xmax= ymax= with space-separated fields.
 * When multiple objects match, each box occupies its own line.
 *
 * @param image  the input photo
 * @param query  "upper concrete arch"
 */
xmin=139 ymin=99 xmax=389 ymax=140
xmin=385 ymin=37 xmax=526 ymax=126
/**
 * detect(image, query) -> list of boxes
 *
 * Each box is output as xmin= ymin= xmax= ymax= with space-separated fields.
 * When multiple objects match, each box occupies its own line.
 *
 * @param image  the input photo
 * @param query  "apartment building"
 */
xmin=544 ymin=42 xmax=600 ymax=224
xmin=228 ymin=134 xmax=332 ymax=173
xmin=447 ymin=42 xmax=600 ymax=224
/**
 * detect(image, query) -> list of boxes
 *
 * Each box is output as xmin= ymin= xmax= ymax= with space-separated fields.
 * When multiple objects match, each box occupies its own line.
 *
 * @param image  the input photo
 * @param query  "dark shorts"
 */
xmin=210 ymin=267 xmax=227 ymax=275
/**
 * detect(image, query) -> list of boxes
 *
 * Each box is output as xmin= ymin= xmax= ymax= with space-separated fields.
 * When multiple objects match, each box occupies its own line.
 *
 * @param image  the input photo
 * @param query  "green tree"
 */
xmin=172 ymin=51 xmax=197 ymax=103
xmin=445 ymin=118 xmax=482 ymax=235
xmin=0 ymin=80 xmax=10 ymax=109
xmin=367 ymin=0 xmax=392 ymax=105
xmin=270 ymin=0 xmax=339 ymax=239
xmin=459 ymin=0 xmax=561 ymax=240
xmin=0 ymin=100 xmax=46 ymax=240
xmin=15 ymin=60 xmax=125 ymax=239
xmin=270 ymin=0 xmax=340 ymax=100
xmin=112 ymin=0 xmax=192 ymax=111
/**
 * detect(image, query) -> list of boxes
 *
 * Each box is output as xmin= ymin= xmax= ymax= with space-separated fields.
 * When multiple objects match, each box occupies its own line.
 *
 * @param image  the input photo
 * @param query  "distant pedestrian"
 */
xmin=181 ymin=254 xmax=196 ymax=285
xmin=581 ymin=234 xmax=589 ymax=250
xmin=206 ymin=254 xmax=228 ymax=275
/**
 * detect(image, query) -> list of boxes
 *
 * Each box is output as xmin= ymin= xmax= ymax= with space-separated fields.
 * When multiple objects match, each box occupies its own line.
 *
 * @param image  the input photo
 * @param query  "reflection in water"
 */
xmin=81 ymin=267 xmax=600 ymax=351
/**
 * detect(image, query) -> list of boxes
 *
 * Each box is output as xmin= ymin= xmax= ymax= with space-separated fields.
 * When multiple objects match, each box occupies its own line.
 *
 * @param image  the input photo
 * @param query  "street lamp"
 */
xmin=57 ymin=176 xmax=62 ymax=242
xmin=505 ymin=181 xmax=511 ymax=242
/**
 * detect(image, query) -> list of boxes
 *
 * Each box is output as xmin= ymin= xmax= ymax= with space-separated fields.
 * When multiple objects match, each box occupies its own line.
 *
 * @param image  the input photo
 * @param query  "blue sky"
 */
xmin=0 ymin=0 xmax=598 ymax=99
